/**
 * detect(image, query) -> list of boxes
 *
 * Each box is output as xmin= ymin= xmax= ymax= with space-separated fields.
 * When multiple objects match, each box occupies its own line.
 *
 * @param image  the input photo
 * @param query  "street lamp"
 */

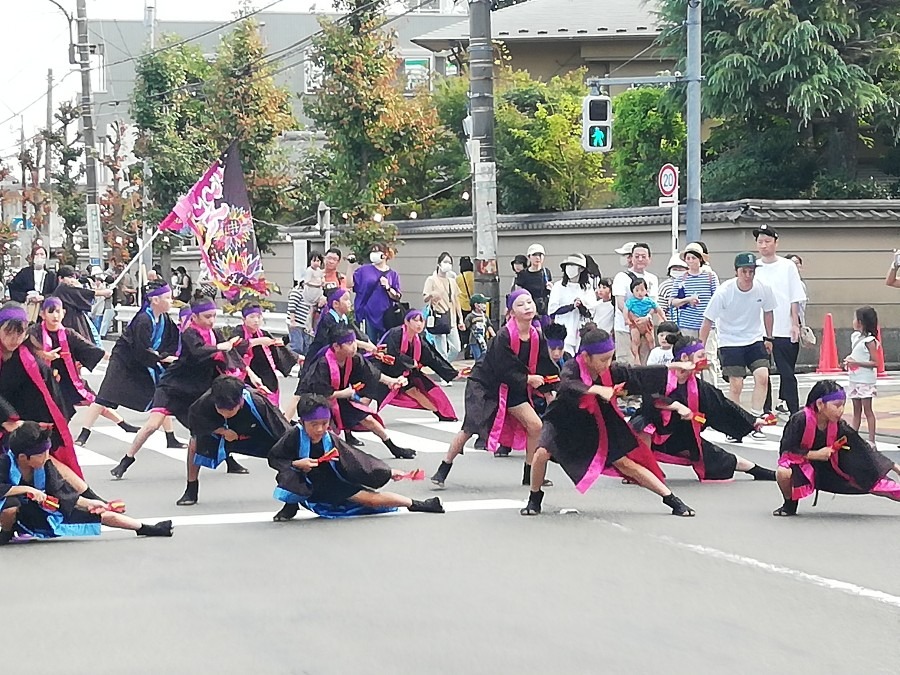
xmin=44 ymin=0 xmax=78 ymax=64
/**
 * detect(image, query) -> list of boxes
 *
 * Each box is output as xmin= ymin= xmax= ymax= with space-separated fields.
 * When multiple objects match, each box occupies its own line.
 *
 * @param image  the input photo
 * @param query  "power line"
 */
xmin=0 ymin=70 xmax=79 ymax=130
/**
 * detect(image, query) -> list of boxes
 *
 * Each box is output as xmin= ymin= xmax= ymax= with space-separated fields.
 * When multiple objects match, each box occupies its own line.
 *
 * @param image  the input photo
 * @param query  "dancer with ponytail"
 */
xmin=520 ymin=326 xmax=696 ymax=517
xmin=773 ymin=380 xmax=900 ymax=516
xmin=371 ymin=309 xmax=459 ymax=421
xmin=76 ymin=280 xmax=182 ymax=448
xmin=0 ymin=302 xmax=82 ymax=479
xmin=269 ymin=394 xmax=444 ymax=521
xmin=110 ymin=296 xmax=249 ymax=484
xmin=630 ymin=333 xmax=776 ymax=482
xmin=430 ymin=290 xmax=558 ymax=489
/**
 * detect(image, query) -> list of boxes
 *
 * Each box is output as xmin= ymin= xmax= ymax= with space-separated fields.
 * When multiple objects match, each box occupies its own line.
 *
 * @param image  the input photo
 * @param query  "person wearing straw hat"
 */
xmin=548 ymin=253 xmax=597 ymax=356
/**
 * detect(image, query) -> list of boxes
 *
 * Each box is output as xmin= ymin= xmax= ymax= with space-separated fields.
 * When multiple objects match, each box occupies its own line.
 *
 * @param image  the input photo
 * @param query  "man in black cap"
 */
xmin=700 ymin=252 xmax=776 ymax=420
xmin=752 ymin=224 xmax=807 ymax=415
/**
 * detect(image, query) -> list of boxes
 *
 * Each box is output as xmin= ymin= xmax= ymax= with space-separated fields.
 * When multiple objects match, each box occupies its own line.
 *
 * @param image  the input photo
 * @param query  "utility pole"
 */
xmin=45 ymin=69 xmax=55 ymax=253
xmin=141 ymin=0 xmax=156 ymax=283
xmin=76 ymin=0 xmax=101 ymax=268
xmin=468 ymin=0 xmax=499 ymax=323
xmin=685 ymin=0 xmax=702 ymax=242
xmin=19 ymin=119 xmax=27 ymax=234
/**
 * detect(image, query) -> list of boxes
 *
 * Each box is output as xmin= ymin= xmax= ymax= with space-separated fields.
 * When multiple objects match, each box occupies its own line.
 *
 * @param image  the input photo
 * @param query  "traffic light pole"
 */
xmin=468 ymin=0 xmax=500 ymax=324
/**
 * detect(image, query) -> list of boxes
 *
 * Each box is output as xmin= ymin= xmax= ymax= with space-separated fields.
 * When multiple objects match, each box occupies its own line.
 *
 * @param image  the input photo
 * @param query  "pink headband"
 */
xmin=580 ymin=338 xmax=616 ymax=355
xmin=674 ymin=342 xmax=704 ymax=359
xmin=300 ymin=406 xmax=332 ymax=422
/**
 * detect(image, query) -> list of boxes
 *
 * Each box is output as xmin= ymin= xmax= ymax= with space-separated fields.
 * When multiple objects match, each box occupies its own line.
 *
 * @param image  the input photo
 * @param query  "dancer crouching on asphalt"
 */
xmin=521 ymin=327 xmax=695 ymax=517
xmin=269 ymin=394 xmax=443 ymax=520
xmin=774 ymin=380 xmax=900 ymax=516
xmin=431 ymin=289 xmax=559 ymax=489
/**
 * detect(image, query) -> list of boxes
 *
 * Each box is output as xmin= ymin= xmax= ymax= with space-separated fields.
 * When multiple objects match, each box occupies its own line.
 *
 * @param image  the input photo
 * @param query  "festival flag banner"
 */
xmin=159 ymin=141 xmax=267 ymax=299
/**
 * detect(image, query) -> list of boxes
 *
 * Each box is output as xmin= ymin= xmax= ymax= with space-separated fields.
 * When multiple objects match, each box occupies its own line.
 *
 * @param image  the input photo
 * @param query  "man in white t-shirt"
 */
xmin=752 ymin=224 xmax=807 ymax=415
xmin=700 ymin=252 xmax=776 ymax=417
xmin=612 ymin=242 xmax=659 ymax=364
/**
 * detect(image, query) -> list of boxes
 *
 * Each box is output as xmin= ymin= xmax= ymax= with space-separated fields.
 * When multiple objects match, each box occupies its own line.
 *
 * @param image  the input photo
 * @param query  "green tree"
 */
xmin=656 ymin=0 xmax=900 ymax=177
xmin=49 ymin=102 xmax=87 ymax=262
xmin=609 ymin=87 xmax=686 ymax=207
xmin=131 ymin=19 xmax=296 ymax=253
xmin=304 ymin=0 xmax=439 ymax=221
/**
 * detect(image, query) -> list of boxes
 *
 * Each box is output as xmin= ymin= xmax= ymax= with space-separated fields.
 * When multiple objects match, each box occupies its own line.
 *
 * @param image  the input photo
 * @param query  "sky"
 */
xmin=0 ymin=0 xmax=329 ymax=160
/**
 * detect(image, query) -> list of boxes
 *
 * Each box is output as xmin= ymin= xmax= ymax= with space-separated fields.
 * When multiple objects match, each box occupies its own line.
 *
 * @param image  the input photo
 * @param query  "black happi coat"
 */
xmin=152 ymin=326 xmax=248 ymax=424
xmin=780 ymin=413 xmax=894 ymax=494
xmin=268 ymin=427 xmax=392 ymax=506
xmin=0 ymin=344 xmax=75 ymax=443
xmin=228 ymin=326 xmax=297 ymax=392
xmin=52 ymin=284 xmax=99 ymax=344
xmin=295 ymin=350 xmax=382 ymax=430
xmin=300 ymin=311 xmax=367 ymax=375
xmin=367 ymin=326 xmax=458 ymax=402
xmin=541 ymin=361 xmax=666 ymax=486
xmin=461 ymin=325 xmax=558 ymax=437
xmin=96 ymin=310 xmax=180 ymax=411
xmin=632 ymin=371 xmax=757 ymax=480
xmin=29 ymin=324 xmax=105 ymax=410
xmin=189 ymin=387 xmax=290 ymax=462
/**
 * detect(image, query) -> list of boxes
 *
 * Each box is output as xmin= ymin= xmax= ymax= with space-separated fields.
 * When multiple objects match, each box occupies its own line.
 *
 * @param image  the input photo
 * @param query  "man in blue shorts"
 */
xmin=700 ymin=252 xmax=776 ymax=419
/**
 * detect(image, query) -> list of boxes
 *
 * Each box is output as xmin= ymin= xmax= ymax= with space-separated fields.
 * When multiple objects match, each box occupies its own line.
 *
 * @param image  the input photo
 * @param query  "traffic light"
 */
xmin=582 ymin=94 xmax=612 ymax=153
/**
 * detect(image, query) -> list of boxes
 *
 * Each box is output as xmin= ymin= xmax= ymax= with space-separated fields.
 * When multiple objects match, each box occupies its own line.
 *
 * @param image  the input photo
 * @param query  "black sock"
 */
xmin=118 ymin=420 xmax=140 ymax=433
xmin=522 ymin=463 xmax=532 ymax=485
xmin=384 ymin=438 xmax=398 ymax=451
xmin=0 ymin=530 xmax=13 ymax=544
xmin=662 ymin=493 xmax=680 ymax=509
xmin=165 ymin=431 xmax=178 ymax=442
xmin=81 ymin=487 xmax=104 ymax=501
xmin=747 ymin=465 xmax=776 ymax=481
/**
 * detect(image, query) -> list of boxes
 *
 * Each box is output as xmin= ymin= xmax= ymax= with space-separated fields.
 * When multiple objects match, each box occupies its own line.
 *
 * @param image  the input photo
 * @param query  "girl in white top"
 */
xmin=844 ymin=306 xmax=880 ymax=444
xmin=548 ymin=253 xmax=598 ymax=355
xmin=591 ymin=277 xmax=615 ymax=333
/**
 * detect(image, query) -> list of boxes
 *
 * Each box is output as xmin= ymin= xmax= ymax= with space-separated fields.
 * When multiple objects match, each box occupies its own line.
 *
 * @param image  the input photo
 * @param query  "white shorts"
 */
xmin=847 ymin=382 xmax=877 ymax=400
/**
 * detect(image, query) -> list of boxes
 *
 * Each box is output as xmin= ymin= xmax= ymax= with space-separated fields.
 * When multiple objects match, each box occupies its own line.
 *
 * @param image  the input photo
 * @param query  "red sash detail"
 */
xmin=400 ymin=326 xmax=422 ymax=366
xmin=1 ymin=346 xmax=81 ymax=478
xmin=325 ymin=347 xmax=353 ymax=431
xmin=487 ymin=320 xmax=538 ymax=453
xmin=42 ymin=325 xmax=94 ymax=404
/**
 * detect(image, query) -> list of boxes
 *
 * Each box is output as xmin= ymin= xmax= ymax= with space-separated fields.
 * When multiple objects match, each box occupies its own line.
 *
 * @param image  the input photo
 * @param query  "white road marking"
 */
xmin=103 ymin=498 xmax=524 ymax=529
xmin=91 ymin=425 xmax=188 ymax=461
xmin=396 ymin=417 xmax=463 ymax=434
xmin=602 ymin=520 xmax=900 ymax=609
xmin=74 ymin=446 xmax=116 ymax=466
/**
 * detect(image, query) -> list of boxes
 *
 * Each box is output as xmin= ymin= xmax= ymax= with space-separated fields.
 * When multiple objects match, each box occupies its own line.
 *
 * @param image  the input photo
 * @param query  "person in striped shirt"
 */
xmin=671 ymin=243 xmax=718 ymax=338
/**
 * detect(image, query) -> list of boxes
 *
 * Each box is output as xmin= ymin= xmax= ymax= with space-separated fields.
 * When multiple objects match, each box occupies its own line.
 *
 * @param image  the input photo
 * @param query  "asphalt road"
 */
xmin=4 ymin=362 xmax=900 ymax=675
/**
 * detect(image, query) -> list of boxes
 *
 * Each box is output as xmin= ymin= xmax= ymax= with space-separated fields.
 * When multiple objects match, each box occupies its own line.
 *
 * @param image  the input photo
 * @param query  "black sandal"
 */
xmin=772 ymin=500 xmax=798 ymax=517
xmin=273 ymin=503 xmax=299 ymax=522
xmin=663 ymin=494 xmax=696 ymax=517
xmin=519 ymin=490 xmax=544 ymax=516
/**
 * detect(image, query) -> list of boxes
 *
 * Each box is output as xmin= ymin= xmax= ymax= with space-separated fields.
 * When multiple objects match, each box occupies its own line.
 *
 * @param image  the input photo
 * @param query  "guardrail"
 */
xmin=113 ymin=306 xmax=290 ymax=336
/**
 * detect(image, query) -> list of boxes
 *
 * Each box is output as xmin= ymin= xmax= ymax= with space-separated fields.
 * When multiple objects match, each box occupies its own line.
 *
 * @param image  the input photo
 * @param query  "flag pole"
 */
xmin=111 ymin=227 xmax=163 ymax=290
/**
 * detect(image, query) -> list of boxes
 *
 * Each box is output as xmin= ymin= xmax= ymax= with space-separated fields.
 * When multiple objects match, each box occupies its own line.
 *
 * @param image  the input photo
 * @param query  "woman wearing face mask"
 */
xmin=547 ymin=254 xmax=597 ymax=357
xmin=352 ymin=244 xmax=402 ymax=343
xmin=423 ymin=252 xmax=466 ymax=364
xmin=8 ymin=245 xmax=58 ymax=322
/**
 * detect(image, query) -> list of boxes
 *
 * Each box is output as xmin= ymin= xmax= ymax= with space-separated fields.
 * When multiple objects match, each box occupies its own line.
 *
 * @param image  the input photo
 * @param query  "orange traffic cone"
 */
xmin=876 ymin=327 xmax=889 ymax=378
xmin=816 ymin=313 xmax=841 ymax=374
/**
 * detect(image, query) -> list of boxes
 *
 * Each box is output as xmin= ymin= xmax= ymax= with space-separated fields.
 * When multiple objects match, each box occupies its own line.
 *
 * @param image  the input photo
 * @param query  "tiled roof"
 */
xmin=390 ymin=199 xmax=900 ymax=235
xmin=413 ymin=0 xmax=662 ymax=50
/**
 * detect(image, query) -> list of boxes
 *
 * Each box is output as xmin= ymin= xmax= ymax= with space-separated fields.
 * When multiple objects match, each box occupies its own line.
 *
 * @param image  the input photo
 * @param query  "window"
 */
xmin=403 ymin=56 xmax=431 ymax=94
xmin=304 ymin=51 xmax=324 ymax=94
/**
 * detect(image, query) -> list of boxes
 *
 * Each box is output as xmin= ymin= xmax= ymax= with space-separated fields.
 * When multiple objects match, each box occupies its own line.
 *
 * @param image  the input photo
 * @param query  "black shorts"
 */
xmin=719 ymin=341 xmax=769 ymax=379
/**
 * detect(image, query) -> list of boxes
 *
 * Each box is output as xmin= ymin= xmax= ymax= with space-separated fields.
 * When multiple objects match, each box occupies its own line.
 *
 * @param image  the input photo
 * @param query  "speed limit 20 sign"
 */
xmin=658 ymin=164 xmax=679 ymax=197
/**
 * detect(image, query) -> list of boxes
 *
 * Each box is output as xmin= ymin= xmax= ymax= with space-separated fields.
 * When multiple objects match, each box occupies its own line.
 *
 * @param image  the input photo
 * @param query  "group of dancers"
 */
xmin=3 ymin=280 xmax=900 ymax=545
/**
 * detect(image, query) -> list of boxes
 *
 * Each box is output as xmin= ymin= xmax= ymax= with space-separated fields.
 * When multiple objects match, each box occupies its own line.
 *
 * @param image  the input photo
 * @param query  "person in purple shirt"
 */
xmin=352 ymin=244 xmax=403 ymax=343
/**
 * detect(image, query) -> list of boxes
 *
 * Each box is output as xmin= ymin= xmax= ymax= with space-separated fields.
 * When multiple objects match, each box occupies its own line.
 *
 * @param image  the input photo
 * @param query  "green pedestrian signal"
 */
xmin=582 ymin=94 xmax=612 ymax=152
xmin=589 ymin=125 xmax=607 ymax=148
